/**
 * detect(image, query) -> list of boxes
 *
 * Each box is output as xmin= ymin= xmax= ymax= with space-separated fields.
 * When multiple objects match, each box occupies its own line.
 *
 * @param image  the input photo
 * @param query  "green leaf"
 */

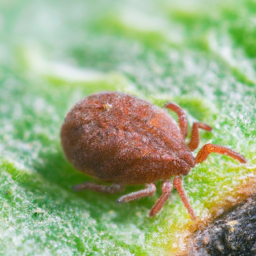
xmin=0 ymin=0 xmax=255 ymax=255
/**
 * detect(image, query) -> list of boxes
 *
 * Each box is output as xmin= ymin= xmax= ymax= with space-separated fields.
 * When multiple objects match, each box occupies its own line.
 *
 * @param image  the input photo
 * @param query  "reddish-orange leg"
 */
xmin=73 ymin=183 xmax=124 ymax=193
xmin=188 ymin=122 xmax=212 ymax=151
xmin=173 ymin=176 xmax=196 ymax=220
xmin=149 ymin=180 xmax=173 ymax=217
xmin=117 ymin=184 xmax=156 ymax=203
xmin=165 ymin=102 xmax=188 ymax=139
xmin=149 ymin=179 xmax=196 ymax=219
xmin=196 ymin=143 xmax=247 ymax=164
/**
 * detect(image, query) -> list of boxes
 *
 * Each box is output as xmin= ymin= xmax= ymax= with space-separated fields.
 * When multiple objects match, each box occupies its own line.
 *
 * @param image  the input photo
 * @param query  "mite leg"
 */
xmin=149 ymin=180 xmax=173 ymax=217
xmin=73 ymin=182 xmax=124 ymax=194
xmin=173 ymin=176 xmax=197 ymax=220
xmin=117 ymin=184 xmax=156 ymax=203
xmin=188 ymin=122 xmax=212 ymax=151
xmin=165 ymin=102 xmax=188 ymax=139
xmin=195 ymin=143 xmax=247 ymax=164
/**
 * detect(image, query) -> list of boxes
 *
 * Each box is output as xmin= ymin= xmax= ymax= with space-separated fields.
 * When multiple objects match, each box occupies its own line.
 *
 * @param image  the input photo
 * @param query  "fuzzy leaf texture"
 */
xmin=0 ymin=0 xmax=256 ymax=255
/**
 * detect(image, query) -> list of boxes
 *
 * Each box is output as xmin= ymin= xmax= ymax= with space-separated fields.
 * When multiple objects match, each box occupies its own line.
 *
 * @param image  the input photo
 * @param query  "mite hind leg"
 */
xmin=149 ymin=178 xmax=197 ymax=220
xmin=165 ymin=102 xmax=188 ymax=139
xmin=73 ymin=182 xmax=124 ymax=194
xmin=188 ymin=122 xmax=212 ymax=151
xmin=117 ymin=184 xmax=156 ymax=203
xmin=195 ymin=143 xmax=247 ymax=164
xmin=173 ymin=176 xmax=196 ymax=220
xmin=149 ymin=180 xmax=173 ymax=217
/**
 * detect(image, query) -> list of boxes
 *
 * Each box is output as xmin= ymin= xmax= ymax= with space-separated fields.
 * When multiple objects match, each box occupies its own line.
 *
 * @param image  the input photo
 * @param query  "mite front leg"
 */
xmin=117 ymin=184 xmax=156 ymax=203
xmin=73 ymin=182 xmax=124 ymax=193
xmin=173 ymin=176 xmax=196 ymax=220
xmin=195 ymin=143 xmax=247 ymax=164
xmin=188 ymin=122 xmax=212 ymax=151
xmin=149 ymin=180 xmax=173 ymax=217
xmin=165 ymin=102 xmax=188 ymax=139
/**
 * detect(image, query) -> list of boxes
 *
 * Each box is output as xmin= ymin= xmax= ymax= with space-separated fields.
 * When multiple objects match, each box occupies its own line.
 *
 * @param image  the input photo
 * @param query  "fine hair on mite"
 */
xmin=61 ymin=91 xmax=246 ymax=220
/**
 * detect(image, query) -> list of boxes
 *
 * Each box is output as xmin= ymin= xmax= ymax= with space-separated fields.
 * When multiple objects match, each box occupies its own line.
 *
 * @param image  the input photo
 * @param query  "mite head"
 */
xmin=162 ymin=148 xmax=195 ymax=177
xmin=166 ymin=140 xmax=196 ymax=176
xmin=175 ymin=150 xmax=196 ymax=176
xmin=181 ymin=150 xmax=196 ymax=169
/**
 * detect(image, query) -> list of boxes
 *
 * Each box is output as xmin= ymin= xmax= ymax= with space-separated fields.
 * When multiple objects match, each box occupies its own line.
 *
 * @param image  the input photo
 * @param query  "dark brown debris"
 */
xmin=189 ymin=197 xmax=256 ymax=256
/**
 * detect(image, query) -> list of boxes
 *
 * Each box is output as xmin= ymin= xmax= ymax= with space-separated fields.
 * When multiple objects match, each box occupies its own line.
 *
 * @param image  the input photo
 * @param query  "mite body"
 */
xmin=61 ymin=92 xmax=246 ymax=219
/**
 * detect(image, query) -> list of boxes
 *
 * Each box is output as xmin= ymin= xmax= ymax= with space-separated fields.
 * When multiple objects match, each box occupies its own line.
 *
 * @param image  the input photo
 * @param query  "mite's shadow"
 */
xmin=30 ymin=145 xmax=159 ymax=222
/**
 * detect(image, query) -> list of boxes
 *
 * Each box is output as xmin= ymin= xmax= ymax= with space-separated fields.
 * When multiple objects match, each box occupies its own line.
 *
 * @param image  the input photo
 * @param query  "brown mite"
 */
xmin=61 ymin=92 xmax=247 ymax=220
